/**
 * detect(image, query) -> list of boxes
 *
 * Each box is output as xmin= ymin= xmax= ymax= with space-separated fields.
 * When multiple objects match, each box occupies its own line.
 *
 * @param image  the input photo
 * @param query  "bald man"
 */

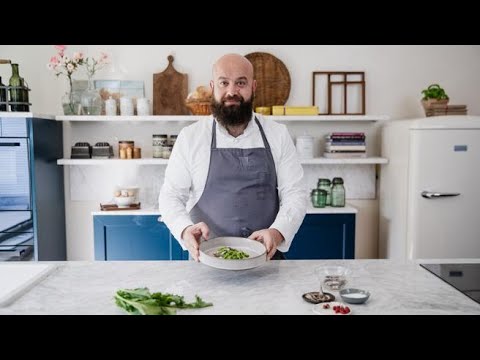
xmin=159 ymin=54 xmax=307 ymax=261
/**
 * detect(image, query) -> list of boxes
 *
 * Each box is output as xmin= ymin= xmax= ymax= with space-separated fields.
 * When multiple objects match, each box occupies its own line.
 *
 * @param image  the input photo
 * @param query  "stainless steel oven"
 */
xmin=0 ymin=117 xmax=34 ymax=260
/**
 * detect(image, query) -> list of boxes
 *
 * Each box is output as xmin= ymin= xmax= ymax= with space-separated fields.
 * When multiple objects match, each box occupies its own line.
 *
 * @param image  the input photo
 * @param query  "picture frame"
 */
xmin=312 ymin=71 xmax=365 ymax=115
xmin=72 ymin=80 xmax=145 ymax=115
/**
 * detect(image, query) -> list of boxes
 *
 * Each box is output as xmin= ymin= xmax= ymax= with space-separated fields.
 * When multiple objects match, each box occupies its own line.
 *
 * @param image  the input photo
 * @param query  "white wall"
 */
xmin=2 ymin=45 xmax=480 ymax=260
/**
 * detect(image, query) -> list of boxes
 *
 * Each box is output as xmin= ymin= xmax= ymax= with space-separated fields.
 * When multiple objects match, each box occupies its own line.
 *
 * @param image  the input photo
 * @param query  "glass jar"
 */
xmin=317 ymin=178 xmax=332 ymax=206
xmin=153 ymin=134 xmax=168 ymax=158
xmin=81 ymin=76 xmax=102 ymax=115
xmin=331 ymin=177 xmax=346 ymax=207
xmin=311 ymin=189 xmax=327 ymax=208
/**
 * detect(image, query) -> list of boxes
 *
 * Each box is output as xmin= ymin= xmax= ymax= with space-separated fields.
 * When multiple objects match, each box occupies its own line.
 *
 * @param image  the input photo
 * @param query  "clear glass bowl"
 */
xmin=315 ymin=265 xmax=351 ymax=291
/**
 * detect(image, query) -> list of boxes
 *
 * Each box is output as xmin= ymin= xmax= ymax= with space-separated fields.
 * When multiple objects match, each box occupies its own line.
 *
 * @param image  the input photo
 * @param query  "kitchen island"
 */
xmin=1 ymin=260 xmax=479 ymax=315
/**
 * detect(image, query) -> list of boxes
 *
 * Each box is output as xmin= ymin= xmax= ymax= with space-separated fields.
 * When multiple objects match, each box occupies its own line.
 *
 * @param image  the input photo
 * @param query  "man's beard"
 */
xmin=211 ymin=94 xmax=254 ymax=128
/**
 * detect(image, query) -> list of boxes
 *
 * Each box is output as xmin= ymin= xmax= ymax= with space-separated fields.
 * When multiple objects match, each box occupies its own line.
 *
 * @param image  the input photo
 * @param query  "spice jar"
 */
xmin=311 ymin=189 xmax=327 ymax=208
xmin=331 ymin=177 xmax=346 ymax=207
xmin=153 ymin=134 xmax=168 ymax=158
xmin=126 ymin=146 xmax=133 ymax=159
xmin=119 ymin=141 xmax=134 ymax=159
xmin=317 ymin=178 xmax=332 ymax=206
xmin=133 ymin=147 xmax=141 ymax=159
xmin=163 ymin=145 xmax=173 ymax=159
xmin=168 ymin=134 xmax=177 ymax=148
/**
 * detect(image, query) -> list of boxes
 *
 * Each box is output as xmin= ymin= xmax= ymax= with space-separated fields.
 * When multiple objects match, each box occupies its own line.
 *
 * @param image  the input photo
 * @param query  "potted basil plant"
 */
xmin=421 ymin=84 xmax=449 ymax=108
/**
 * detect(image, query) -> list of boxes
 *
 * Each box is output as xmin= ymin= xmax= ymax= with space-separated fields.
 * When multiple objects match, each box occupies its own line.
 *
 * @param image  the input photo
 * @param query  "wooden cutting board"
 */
xmin=153 ymin=55 xmax=190 ymax=115
xmin=245 ymin=52 xmax=291 ymax=108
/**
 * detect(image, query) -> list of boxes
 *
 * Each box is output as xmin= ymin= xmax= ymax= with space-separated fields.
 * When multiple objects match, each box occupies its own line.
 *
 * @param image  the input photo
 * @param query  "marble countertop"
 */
xmin=1 ymin=259 xmax=479 ymax=315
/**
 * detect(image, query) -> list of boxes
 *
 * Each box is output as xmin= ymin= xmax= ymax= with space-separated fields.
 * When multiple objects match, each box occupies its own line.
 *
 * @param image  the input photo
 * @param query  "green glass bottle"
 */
xmin=9 ymin=63 xmax=28 ymax=112
xmin=0 ymin=76 xmax=7 ymax=111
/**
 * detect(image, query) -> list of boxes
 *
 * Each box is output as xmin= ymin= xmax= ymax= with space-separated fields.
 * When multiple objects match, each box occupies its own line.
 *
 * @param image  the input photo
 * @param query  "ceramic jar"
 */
xmin=120 ymin=97 xmax=134 ymax=116
xmin=105 ymin=96 xmax=117 ymax=116
xmin=296 ymin=134 xmax=314 ymax=159
xmin=136 ymin=97 xmax=150 ymax=116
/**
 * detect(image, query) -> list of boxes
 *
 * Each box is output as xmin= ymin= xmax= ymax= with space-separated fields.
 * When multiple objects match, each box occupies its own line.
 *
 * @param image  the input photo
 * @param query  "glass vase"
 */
xmin=80 ymin=76 xmax=101 ymax=115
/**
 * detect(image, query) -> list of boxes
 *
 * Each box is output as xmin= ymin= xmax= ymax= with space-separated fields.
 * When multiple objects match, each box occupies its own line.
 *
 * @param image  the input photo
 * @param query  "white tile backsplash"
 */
xmin=69 ymin=163 xmax=376 ymax=207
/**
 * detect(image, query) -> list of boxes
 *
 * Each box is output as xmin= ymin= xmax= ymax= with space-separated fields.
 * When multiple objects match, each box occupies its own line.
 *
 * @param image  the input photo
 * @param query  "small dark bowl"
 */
xmin=339 ymin=288 xmax=370 ymax=304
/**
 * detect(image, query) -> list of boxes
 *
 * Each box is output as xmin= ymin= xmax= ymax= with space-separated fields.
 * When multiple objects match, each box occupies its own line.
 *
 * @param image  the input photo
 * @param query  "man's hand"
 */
xmin=181 ymin=222 xmax=210 ymax=262
xmin=248 ymin=228 xmax=284 ymax=260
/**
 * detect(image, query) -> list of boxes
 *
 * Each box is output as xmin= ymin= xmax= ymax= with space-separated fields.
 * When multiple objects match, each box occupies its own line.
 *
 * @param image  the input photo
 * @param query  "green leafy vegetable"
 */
xmin=114 ymin=288 xmax=213 ymax=315
xmin=214 ymin=246 xmax=250 ymax=259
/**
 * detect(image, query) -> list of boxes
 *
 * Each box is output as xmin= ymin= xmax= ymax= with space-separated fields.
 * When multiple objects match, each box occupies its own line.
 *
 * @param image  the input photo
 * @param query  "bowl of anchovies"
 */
xmin=198 ymin=237 xmax=267 ymax=270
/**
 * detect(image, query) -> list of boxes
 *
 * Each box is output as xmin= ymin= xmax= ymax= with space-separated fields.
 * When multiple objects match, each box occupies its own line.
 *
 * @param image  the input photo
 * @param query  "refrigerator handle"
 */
xmin=421 ymin=191 xmax=461 ymax=199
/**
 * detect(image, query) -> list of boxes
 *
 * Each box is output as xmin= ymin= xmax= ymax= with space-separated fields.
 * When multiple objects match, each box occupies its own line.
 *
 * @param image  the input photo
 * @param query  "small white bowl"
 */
xmin=114 ymin=196 xmax=134 ymax=208
xmin=340 ymin=288 xmax=370 ymax=304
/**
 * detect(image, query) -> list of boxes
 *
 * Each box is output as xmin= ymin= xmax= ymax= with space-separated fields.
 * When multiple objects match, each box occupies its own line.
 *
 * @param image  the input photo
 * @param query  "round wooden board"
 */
xmin=245 ymin=52 xmax=291 ymax=108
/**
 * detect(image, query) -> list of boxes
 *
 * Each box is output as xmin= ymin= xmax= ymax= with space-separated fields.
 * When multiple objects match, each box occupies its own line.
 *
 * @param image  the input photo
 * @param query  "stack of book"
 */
xmin=323 ymin=132 xmax=367 ymax=158
xmin=425 ymin=104 xmax=468 ymax=117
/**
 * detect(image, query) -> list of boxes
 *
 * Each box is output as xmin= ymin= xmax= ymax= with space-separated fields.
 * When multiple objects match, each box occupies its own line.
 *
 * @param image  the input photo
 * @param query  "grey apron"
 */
xmin=190 ymin=117 xmax=280 ymax=244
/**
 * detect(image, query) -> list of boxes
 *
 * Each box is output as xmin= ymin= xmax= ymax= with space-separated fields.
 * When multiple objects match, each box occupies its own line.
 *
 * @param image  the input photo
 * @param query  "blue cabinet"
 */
xmin=94 ymin=214 xmax=354 ymax=261
xmin=93 ymin=215 xmax=188 ymax=261
xmin=285 ymin=214 xmax=355 ymax=259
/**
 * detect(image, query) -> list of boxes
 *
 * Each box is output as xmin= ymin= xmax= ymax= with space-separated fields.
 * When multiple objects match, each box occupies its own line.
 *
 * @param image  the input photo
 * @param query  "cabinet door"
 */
xmin=171 ymin=235 xmax=189 ymax=260
xmin=285 ymin=214 xmax=355 ymax=259
xmin=94 ymin=215 xmax=171 ymax=261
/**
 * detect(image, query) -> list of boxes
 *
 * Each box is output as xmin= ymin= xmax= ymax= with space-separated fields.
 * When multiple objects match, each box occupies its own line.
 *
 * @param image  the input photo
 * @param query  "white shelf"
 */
xmin=301 ymin=157 xmax=388 ymax=165
xmin=57 ymin=158 xmax=169 ymax=165
xmin=54 ymin=114 xmax=389 ymax=122
xmin=55 ymin=115 xmax=205 ymax=122
xmin=57 ymin=157 xmax=388 ymax=166
xmin=267 ymin=115 xmax=389 ymax=122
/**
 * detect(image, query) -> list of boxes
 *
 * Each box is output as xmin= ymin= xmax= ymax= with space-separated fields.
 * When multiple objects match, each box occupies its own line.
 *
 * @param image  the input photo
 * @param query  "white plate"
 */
xmin=312 ymin=301 xmax=352 ymax=315
xmin=199 ymin=237 xmax=267 ymax=270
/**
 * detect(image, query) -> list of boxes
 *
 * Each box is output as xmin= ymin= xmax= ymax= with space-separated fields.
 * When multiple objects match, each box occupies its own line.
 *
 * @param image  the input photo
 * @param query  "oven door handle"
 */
xmin=0 ymin=143 xmax=21 ymax=147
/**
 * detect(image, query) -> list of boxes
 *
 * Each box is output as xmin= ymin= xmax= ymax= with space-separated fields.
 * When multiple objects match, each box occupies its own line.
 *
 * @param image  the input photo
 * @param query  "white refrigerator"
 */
xmin=379 ymin=116 xmax=480 ymax=260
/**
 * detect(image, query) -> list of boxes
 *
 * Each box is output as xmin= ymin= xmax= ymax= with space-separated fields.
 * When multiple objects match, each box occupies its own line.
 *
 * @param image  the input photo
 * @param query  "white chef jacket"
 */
xmin=158 ymin=113 xmax=308 ymax=252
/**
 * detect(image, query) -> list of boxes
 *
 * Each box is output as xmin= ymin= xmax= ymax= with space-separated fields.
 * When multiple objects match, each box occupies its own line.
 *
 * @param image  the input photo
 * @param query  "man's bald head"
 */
xmin=212 ymin=54 xmax=254 ymax=80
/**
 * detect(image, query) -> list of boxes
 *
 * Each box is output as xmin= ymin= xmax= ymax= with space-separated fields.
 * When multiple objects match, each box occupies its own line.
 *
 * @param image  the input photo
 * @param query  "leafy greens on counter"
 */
xmin=115 ymin=287 xmax=213 ymax=315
